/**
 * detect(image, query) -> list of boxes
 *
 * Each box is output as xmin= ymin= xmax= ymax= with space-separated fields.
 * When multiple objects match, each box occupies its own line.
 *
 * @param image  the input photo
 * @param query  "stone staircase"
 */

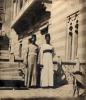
xmin=0 ymin=50 xmax=9 ymax=61
xmin=0 ymin=50 xmax=25 ymax=88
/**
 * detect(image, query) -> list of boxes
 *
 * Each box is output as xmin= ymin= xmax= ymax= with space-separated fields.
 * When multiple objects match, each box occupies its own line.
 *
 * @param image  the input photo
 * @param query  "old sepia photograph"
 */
xmin=0 ymin=0 xmax=86 ymax=100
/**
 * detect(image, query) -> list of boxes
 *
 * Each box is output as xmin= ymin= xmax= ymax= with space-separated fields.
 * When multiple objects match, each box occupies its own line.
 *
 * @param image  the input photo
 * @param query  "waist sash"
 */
xmin=43 ymin=49 xmax=52 ymax=53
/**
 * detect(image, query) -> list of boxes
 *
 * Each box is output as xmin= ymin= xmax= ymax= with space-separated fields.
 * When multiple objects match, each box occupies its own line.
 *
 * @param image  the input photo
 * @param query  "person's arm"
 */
xmin=39 ymin=46 xmax=43 ymax=68
xmin=36 ymin=45 xmax=39 ymax=62
xmin=26 ymin=47 xmax=29 ymax=68
xmin=35 ymin=44 xmax=39 ymax=63
xmin=52 ymin=47 xmax=56 ymax=57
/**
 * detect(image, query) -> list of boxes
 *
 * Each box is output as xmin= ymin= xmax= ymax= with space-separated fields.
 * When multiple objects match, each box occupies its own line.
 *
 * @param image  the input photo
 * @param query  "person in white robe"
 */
xmin=40 ymin=34 xmax=54 ymax=87
xmin=25 ymin=34 xmax=38 ymax=88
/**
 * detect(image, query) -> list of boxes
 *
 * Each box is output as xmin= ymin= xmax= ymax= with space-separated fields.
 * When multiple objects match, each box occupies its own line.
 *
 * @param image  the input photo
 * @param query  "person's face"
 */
xmin=45 ymin=36 xmax=50 ymax=44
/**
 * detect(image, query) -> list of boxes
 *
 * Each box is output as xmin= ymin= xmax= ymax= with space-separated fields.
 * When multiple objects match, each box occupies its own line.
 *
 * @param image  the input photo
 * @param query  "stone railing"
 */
xmin=53 ymin=58 xmax=86 ymax=84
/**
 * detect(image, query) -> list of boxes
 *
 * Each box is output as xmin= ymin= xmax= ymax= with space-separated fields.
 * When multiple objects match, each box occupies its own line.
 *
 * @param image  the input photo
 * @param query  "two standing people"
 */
xmin=25 ymin=33 xmax=54 ymax=88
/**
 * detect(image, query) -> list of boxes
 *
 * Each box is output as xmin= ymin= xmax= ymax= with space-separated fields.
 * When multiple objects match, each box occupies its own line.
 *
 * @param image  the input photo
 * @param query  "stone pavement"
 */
xmin=0 ymin=84 xmax=85 ymax=100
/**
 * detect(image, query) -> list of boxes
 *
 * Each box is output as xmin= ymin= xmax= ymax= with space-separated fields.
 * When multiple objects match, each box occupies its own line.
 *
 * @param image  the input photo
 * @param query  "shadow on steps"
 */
xmin=0 ymin=80 xmax=24 ymax=89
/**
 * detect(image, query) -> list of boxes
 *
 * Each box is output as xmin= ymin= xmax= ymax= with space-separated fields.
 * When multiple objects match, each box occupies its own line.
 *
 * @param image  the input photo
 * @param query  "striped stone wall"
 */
xmin=50 ymin=0 xmax=86 ymax=60
xmin=50 ymin=0 xmax=68 ymax=60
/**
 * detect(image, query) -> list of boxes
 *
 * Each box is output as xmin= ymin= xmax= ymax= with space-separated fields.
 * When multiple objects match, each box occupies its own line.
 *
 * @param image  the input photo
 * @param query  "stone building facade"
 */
xmin=10 ymin=0 xmax=86 ymax=62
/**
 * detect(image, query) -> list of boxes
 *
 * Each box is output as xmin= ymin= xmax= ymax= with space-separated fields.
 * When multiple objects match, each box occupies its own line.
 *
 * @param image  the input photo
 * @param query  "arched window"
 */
xmin=66 ymin=11 xmax=79 ymax=60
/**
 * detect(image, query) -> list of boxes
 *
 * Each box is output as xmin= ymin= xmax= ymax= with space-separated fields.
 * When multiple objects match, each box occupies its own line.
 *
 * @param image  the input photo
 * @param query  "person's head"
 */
xmin=45 ymin=33 xmax=51 ymax=44
xmin=31 ymin=34 xmax=36 ymax=44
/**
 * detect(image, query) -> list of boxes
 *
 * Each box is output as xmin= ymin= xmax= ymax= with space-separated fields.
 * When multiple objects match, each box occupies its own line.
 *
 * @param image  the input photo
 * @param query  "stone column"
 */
xmin=17 ymin=0 xmax=20 ymax=15
xmin=71 ymin=18 xmax=76 ymax=60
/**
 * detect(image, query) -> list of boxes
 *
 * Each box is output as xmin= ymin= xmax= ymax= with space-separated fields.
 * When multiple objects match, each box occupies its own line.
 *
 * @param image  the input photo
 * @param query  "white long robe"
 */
xmin=25 ymin=43 xmax=38 ymax=87
xmin=40 ymin=44 xmax=54 ymax=87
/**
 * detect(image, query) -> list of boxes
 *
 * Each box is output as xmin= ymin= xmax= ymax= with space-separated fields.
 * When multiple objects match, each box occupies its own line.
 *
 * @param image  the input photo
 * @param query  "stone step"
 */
xmin=0 ymin=62 xmax=25 ymax=68
xmin=0 ymin=74 xmax=21 ymax=78
xmin=0 ymin=50 xmax=9 ymax=53
xmin=0 ymin=56 xmax=9 ymax=61
xmin=0 ymin=70 xmax=20 ymax=75
xmin=0 ymin=50 xmax=9 ymax=55
xmin=0 ymin=70 xmax=23 ymax=79
xmin=0 ymin=61 xmax=25 ymax=81
xmin=0 ymin=50 xmax=10 ymax=59
xmin=0 ymin=66 xmax=24 ymax=72
xmin=0 ymin=67 xmax=25 ymax=79
xmin=0 ymin=68 xmax=24 ymax=72
xmin=0 ymin=65 xmax=21 ymax=69
xmin=0 ymin=75 xmax=24 ymax=81
xmin=0 ymin=54 xmax=9 ymax=57
xmin=0 ymin=70 xmax=24 ymax=81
